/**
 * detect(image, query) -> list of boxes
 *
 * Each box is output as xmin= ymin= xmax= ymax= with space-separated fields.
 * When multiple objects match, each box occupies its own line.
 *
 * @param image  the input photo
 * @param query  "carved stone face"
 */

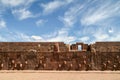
xmin=20 ymin=63 xmax=22 ymax=67
xmin=1 ymin=63 xmax=3 ymax=67
xmin=64 ymin=61 xmax=67 ymax=64
xmin=35 ymin=64 xmax=39 ymax=67
xmin=116 ymin=55 xmax=119 ymax=59
xmin=107 ymin=60 xmax=111 ymax=64
xmin=88 ymin=64 xmax=91 ymax=67
xmin=103 ymin=63 xmax=106 ymax=66
xmin=83 ymin=60 xmax=86 ymax=64
xmin=113 ymin=65 xmax=116 ymax=67
xmin=38 ymin=44 xmax=41 ymax=47
xmin=44 ymin=64 xmax=46 ymax=67
xmin=79 ymin=64 xmax=81 ymax=67
xmin=59 ymin=64 xmax=61 ymax=67
xmin=40 ymin=60 xmax=42 ymax=64
xmin=25 ymin=61 xmax=28 ymax=64
xmin=12 ymin=60 xmax=15 ymax=63
xmin=15 ymin=64 xmax=17 ymax=67
xmin=70 ymin=64 xmax=73 ymax=67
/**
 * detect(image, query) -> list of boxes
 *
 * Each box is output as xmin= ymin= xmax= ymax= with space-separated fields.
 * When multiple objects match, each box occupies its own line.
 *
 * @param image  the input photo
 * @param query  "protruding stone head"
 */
xmin=70 ymin=63 xmax=73 ymax=67
xmin=12 ymin=60 xmax=15 ymax=64
xmin=1 ymin=63 xmax=3 ymax=68
xmin=58 ymin=64 xmax=61 ymax=67
xmin=83 ymin=60 xmax=86 ymax=64
xmin=20 ymin=63 xmax=23 ymax=68
xmin=64 ymin=61 xmax=67 ymax=64
xmin=25 ymin=61 xmax=28 ymax=64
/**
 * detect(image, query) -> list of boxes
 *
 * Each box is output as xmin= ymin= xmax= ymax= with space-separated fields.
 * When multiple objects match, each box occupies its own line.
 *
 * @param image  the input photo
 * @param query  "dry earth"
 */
xmin=0 ymin=70 xmax=120 ymax=80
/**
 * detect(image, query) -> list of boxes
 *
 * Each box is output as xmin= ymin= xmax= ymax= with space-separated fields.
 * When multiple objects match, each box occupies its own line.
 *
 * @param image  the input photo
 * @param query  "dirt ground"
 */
xmin=0 ymin=71 xmax=120 ymax=80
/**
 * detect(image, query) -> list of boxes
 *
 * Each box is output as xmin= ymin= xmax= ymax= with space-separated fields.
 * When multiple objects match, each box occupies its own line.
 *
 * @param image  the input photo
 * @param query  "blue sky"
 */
xmin=0 ymin=0 xmax=120 ymax=44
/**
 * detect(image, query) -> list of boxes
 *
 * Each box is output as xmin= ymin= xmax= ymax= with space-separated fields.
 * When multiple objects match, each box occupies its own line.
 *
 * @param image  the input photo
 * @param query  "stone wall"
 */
xmin=0 ymin=42 xmax=120 ymax=70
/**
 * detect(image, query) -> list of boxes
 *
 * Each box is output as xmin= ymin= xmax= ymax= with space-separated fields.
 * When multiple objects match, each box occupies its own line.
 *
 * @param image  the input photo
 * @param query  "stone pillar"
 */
xmin=57 ymin=43 xmax=60 ymax=52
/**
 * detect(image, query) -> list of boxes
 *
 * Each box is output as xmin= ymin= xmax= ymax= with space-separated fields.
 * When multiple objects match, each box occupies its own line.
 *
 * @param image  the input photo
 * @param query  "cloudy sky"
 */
xmin=0 ymin=0 xmax=120 ymax=43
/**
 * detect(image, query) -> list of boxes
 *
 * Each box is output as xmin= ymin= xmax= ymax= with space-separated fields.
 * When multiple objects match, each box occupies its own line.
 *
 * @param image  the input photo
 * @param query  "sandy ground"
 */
xmin=0 ymin=71 xmax=120 ymax=80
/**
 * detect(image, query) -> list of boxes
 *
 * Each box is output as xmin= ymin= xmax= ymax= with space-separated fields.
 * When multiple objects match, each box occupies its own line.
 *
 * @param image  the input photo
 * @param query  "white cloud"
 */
xmin=79 ymin=36 xmax=89 ymax=42
xmin=81 ymin=13 xmax=107 ymax=26
xmin=0 ymin=31 xmax=32 ymax=41
xmin=43 ymin=31 xmax=57 ymax=38
xmin=41 ymin=0 xmax=73 ymax=14
xmin=92 ymin=32 xmax=120 ymax=43
xmin=81 ymin=1 xmax=120 ymax=26
xmin=43 ymin=28 xmax=76 ymax=43
xmin=31 ymin=35 xmax=44 ymax=41
xmin=0 ymin=0 xmax=37 ymax=20
xmin=0 ymin=0 xmax=119 ymax=44
xmin=8 ymin=33 xmax=44 ymax=42
xmin=0 ymin=19 xmax=6 ymax=28
xmin=0 ymin=5 xmax=5 ymax=15
xmin=0 ymin=25 xmax=76 ymax=43
xmin=12 ymin=33 xmax=44 ymax=42
xmin=12 ymin=8 xmax=36 ymax=20
xmin=0 ymin=0 xmax=35 ymax=7
xmin=92 ymin=27 xmax=109 ymax=41
xmin=0 ymin=36 xmax=7 ymax=41
xmin=36 ymin=19 xmax=47 ymax=26
xmin=47 ymin=35 xmax=76 ymax=43
xmin=108 ymin=27 xmax=114 ymax=33
xmin=57 ymin=0 xmax=120 ymax=43
xmin=43 ymin=1 xmax=82 ymax=43
xmin=60 ymin=4 xmax=84 ymax=27
xmin=12 ymin=32 xmax=32 ymax=41
xmin=108 ymin=29 xmax=113 ymax=33
xmin=60 ymin=15 xmax=75 ymax=27
xmin=109 ymin=34 xmax=120 ymax=41
xmin=0 ymin=0 xmax=25 ymax=7
xmin=56 ymin=4 xmax=84 ymax=43
xmin=94 ymin=33 xmax=109 ymax=41
xmin=91 ymin=26 xmax=120 ymax=42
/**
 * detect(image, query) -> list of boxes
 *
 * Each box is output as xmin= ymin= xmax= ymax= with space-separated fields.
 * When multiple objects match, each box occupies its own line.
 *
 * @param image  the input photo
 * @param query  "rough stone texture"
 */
xmin=0 ymin=42 xmax=120 ymax=70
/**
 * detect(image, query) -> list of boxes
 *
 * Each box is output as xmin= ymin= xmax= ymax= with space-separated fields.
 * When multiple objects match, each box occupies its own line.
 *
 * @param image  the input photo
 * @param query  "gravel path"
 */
xmin=0 ymin=71 xmax=120 ymax=80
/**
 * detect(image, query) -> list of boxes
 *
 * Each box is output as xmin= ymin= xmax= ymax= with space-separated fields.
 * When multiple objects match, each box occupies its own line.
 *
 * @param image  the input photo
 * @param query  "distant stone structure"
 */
xmin=0 ymin=42 xmax=120 ymax=70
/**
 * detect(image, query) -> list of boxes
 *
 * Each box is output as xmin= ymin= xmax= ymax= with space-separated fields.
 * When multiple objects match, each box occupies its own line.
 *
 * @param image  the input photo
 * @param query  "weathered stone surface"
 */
xmin=0 ymin=42 xmax=120 ymax=70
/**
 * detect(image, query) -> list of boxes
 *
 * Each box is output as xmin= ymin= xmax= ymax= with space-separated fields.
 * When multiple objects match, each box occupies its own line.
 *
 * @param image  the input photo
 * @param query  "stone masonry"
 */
xmin=0 ymin=42 xmax=120 ymax=71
